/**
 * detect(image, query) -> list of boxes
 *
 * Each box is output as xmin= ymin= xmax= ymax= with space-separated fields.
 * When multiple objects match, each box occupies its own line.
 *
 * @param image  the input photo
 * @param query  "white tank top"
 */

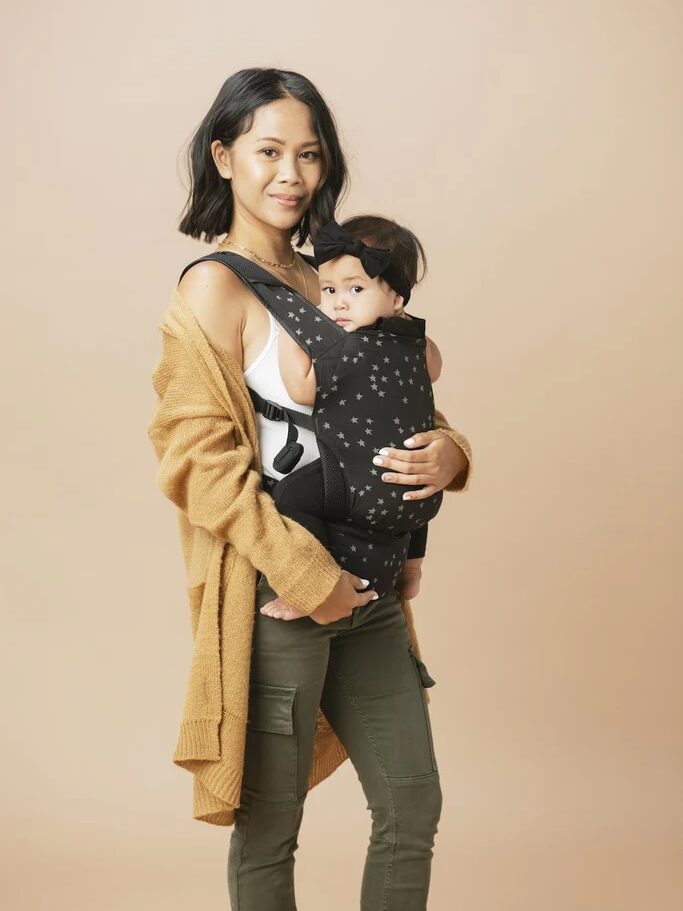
xmin=243 ymin=310 xmax=320 ymax=480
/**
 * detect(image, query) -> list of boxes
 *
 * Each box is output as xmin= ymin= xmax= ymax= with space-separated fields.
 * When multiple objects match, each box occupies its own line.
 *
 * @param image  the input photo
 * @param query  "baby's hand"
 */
xmin=398 ymin=558 xmax=423 ymax=600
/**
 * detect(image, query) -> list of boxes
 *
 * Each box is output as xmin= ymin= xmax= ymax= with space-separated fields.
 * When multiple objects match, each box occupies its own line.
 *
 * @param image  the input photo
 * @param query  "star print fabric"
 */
xmin=210 ymin=253 xmax=444 ymax=596
xmin=313 ymin=318 xmax=443 ymax=594
xmin=312 ymin=317 xmax=444 ymax=534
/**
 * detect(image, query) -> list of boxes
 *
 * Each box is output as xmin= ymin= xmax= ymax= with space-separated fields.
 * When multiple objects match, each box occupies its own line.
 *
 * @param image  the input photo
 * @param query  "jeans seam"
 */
xmin=327 ymin=658 xmax=397 ymax=910
xmin=231 ymin=797 xmax=252 ymax=911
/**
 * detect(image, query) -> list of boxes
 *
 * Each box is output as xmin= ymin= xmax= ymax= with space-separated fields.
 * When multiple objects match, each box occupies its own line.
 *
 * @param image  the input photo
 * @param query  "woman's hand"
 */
xmin=260 ymin=571 xmax=378 ymax=623
xmin=372 ymin=430 xmax=469 ymax=499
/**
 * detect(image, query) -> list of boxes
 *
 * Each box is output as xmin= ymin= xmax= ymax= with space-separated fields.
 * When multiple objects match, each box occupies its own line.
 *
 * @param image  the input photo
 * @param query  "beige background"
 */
xmin=2 ymin=1 xmax=681 ymax=908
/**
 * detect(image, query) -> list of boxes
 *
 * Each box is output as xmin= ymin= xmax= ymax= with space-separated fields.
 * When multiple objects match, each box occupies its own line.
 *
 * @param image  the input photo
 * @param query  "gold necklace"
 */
xmin=217 ymin=236 xmax=296 ymax=269
xmin=216 ymin=234 xmax=309 ymax=299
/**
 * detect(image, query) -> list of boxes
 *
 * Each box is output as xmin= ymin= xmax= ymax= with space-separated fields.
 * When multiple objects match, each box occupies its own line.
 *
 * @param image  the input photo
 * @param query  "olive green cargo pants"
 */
xmin=227 ymin=572 xmax=443 ymax=910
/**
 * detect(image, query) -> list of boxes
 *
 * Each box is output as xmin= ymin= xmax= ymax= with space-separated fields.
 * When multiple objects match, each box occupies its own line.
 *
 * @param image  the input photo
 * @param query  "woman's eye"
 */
xmin=260 ymin=149 xmax=320 ymax=160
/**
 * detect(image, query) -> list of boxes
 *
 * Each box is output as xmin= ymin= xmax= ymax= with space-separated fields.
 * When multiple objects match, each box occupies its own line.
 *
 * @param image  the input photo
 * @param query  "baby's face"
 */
xmin=317 ymin=254 xmax=403 ymax=332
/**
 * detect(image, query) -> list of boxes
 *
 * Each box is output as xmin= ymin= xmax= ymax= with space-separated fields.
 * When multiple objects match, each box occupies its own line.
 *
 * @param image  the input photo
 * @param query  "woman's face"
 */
xmin=213 ymin=97 xmax=324 ymax=233
xmin=318 ymin=254 xmax=404 ymax=332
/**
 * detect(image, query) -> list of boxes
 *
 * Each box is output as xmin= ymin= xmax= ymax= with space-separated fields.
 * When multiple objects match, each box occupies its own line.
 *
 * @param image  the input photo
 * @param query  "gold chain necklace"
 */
xmin=216 ymin=236 xmax=296 ymax=269
xmin=216 ymin=235 xmax=309 ymax=299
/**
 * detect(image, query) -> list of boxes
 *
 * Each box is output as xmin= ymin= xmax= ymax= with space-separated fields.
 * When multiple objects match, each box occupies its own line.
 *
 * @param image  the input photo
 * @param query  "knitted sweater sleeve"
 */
xmin=147 ymin=330 xmax=343 ymax=615
xmin=433 ymin=407 xmax=472 ymax=492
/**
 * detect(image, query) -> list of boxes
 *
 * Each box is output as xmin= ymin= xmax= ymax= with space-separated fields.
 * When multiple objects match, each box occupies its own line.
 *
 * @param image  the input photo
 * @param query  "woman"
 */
xmin=149 ymin=67 xmax=471 ymax=911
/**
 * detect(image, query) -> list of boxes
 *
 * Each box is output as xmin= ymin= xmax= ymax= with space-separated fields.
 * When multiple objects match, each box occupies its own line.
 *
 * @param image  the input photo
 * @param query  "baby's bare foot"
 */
xmin=259 ymin=598 xmax=307 ymax=621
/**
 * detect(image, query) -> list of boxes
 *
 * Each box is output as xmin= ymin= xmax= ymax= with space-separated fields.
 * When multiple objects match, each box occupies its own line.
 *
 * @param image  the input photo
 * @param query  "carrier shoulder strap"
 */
xmin=178 ymin=251 xmax=340 ymax=472
xmin=178 ymin=250 xmax=345 ymax=362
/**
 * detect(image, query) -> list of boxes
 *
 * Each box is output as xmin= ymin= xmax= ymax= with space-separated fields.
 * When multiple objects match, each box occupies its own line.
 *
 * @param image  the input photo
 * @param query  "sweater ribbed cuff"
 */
xmin=173 ymin=719 xmax=221 ymax=762
xmin=280 ymin=558 xmax=342 ymax=615
xmin=434 ymin=428 xmax=472 ymax=492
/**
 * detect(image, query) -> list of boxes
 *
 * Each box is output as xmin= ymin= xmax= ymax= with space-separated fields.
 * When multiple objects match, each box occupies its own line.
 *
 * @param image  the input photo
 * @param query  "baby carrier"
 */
xmin=179 ymin=250 xmax=443 ymax=596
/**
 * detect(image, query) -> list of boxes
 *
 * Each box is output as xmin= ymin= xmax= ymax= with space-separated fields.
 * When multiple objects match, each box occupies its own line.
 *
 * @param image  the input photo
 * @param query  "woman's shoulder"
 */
xmin=177 ymin=256 xmax=249 ymax=303
xmin=176 ymin=258 xmax=250 ymax=360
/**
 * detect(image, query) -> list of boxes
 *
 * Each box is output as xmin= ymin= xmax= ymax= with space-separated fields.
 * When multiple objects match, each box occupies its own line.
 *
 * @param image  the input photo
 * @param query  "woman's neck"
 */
xmin=223 ymin=217 xmax=295 ymax=264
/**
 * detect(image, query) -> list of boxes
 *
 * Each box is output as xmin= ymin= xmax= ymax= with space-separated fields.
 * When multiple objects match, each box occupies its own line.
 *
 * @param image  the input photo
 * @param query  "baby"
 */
xmin=276 ymin=215 xmax=442 ymax=608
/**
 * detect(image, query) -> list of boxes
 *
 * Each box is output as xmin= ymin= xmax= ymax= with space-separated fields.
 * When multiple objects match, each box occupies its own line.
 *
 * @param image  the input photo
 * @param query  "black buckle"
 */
xmin=261 ymin=399 xmax=285 ymax=422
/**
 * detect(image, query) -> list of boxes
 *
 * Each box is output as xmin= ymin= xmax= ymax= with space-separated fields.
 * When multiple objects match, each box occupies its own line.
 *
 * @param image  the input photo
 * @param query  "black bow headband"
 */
xmin=313 ymin=219 xmax=412 ymax=305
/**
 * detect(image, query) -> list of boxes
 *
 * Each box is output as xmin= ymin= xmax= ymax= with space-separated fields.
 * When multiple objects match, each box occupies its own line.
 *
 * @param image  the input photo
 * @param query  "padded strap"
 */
xmin=178 ymin=251 xmax=345 ymax=361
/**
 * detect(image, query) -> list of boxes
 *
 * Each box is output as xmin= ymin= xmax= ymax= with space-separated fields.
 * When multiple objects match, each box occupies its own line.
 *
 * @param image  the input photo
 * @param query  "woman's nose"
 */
xmin=277 ymin=154 xmax=302 ymax=183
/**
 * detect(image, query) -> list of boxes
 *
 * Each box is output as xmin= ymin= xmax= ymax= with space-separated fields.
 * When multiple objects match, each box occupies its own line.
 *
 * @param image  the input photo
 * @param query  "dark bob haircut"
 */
xmin=178 ymin=68 xmax=349 ymax=246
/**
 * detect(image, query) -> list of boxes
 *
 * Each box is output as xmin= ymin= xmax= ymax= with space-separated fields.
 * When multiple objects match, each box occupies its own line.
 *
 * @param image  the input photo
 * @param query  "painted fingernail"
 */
xmin=403 ymin=493 xmax=412 ymax=500
xmin=404 ymin=438 xmax=415 ymax=446
xmin=373 ymin=456 xmax=384 ymax=465
xmin=361 ymin=578 xmax=370 ymax=585
xmin=371 ymin=593 xmax=379 ymax=599
xmin=378 ymin=448 xmax=389 ymax=455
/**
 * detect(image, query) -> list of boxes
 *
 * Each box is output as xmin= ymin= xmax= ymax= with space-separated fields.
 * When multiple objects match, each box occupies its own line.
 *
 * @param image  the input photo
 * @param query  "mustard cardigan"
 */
xmin=147 ymin=288 xmax=472 ymax=826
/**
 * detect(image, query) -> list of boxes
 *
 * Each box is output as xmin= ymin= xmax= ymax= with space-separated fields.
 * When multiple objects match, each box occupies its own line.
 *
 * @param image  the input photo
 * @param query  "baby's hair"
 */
xmin=339 ymin=215 xmax=427 ymax=295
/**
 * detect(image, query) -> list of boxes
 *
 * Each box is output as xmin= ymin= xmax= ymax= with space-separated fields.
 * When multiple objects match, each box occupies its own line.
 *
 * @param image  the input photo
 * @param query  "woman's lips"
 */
xmin=270 ymin=194 xmax=303 ymax=208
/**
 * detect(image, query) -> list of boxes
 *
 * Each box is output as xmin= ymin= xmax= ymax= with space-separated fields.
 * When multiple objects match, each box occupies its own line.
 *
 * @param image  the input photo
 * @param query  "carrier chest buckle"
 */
xmin=261 ymin=399 xmax=285 ymax=421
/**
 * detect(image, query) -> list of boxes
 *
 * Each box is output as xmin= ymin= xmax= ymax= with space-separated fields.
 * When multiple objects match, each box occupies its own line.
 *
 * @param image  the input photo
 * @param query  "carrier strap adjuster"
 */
xmin=261 ymin=399 xmax=285 ymax=422
xmin=247 ymin=387 xmax=316 ymax=433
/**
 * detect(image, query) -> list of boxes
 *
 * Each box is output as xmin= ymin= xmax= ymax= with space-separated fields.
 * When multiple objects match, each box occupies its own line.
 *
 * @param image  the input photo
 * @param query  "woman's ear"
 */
xmin=211 ymin=140 xmax=232 ymax=180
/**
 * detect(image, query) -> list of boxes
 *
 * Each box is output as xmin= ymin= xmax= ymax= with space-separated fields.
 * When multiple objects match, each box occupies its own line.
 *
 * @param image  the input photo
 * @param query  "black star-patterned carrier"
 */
xmin=179 ymin=251 xmax=444 ymax=596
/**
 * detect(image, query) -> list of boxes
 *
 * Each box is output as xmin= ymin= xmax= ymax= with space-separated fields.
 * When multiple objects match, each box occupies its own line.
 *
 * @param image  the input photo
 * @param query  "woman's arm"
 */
xmin=432 ymin=408 xmax=471 ymax=492
xmin=399 ymin=313 xmax=468 ymax=488
xmin=148 ymin=272 xmax=343 ymax=615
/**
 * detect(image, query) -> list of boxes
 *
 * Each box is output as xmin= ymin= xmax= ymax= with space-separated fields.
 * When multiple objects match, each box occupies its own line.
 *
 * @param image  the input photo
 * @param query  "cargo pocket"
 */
xmin=408 ymin=644 xmax=438 ymax=772
xmin=409 ymin=644 xmax=436 ymax=688
xmin=243 ymin=682 xmax=299 ymax=802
